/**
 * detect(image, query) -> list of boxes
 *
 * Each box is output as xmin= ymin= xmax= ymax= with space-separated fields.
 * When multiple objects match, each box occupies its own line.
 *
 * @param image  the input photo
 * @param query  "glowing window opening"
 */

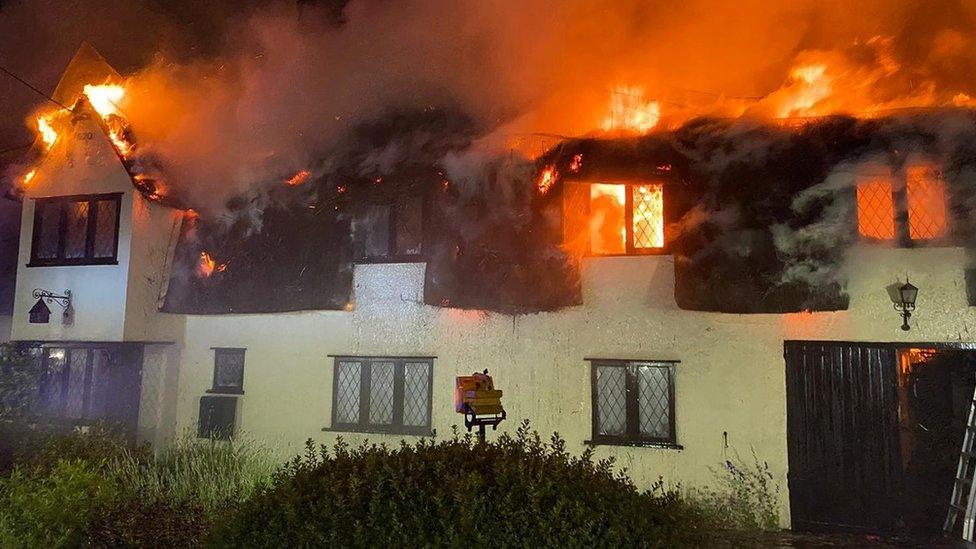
xmin=586 ymin=182 xmax=665 ymax=255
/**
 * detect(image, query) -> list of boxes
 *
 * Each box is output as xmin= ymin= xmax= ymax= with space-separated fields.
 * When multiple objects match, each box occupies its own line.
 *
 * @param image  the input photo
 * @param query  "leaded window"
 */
xmin=352 ymin=195 xmax=425 ymax=262
xmin=855 ymin=167 xmax=948 ymax=244
xmin=329 ymin=356 xmax=433 ymax=435
xmin=36 ymin=346 xmax=116 ymax=423
xmin=589 ymin=360 xmax=677 ymax=446
xmin=29 ymin=193 xmax=122 ymax=266
xmin=210 ymin=348 xmax=245 ymax=394
xmin=562 ymin=181 xmax=667 ymax=256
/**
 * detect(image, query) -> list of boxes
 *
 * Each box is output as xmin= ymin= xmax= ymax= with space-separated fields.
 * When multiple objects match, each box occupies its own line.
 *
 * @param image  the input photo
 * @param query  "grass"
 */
xmin=113 ymin=432 xmax=277 ymax=512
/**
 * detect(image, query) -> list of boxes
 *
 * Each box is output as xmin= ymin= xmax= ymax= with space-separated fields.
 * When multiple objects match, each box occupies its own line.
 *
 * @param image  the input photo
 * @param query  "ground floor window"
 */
xmin=328 ymin=356 xmax=433 ymax=435
xmin=37 ymin=346 xmax=117 ymax=423
xmin=587 ymin=359 xmax=678 ymax=447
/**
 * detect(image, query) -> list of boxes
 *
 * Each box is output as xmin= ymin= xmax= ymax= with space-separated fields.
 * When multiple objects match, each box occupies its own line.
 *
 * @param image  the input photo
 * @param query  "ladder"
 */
xmin=945 ymin=383 xmax=976 ymax=540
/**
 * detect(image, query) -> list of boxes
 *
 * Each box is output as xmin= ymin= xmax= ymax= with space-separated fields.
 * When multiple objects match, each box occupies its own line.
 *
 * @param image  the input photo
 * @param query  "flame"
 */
xmin=22 ymin=169 xmax=36 ymax=185
xmin=602 ymin=86 xmax=660 ymax=134
xmin=83 ymin=84 xmax=125 ymax=117
xmin=537 ymin=165 xmax=558 ymax=195
xmin=568 ymin=153 xmax=583 ymax=173
xmin=36 ymin=115 xmax=59 ymax=150
xmin=285 ymin=170 xmax=311 ymax=186
xmin=197 ymin=251 xmax=227 ymax=278
xmin=589 ymin=183 xmax=626 ymax=254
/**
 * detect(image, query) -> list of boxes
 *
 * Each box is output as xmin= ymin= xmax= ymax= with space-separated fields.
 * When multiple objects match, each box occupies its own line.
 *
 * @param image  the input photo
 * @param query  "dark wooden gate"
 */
xmin=784 ymin=341 xmax=903 ymax=532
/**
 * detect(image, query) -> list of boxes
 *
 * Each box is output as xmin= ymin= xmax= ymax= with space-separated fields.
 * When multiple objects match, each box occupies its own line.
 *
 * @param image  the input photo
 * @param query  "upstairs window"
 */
xmin=855 ymin=167 xmax=947 ymax=243
xmin=29 ymin=193 xmax=121 ymax=266
xmin=587 ymin=359 xmax=678 ymax=448
xmin=352 ymin=196 xmax=424 ymax=262
xmin=563 ymin=181 xmax=666 ymax=256
xmin=328 ymin=356 xmax=433 ymax=436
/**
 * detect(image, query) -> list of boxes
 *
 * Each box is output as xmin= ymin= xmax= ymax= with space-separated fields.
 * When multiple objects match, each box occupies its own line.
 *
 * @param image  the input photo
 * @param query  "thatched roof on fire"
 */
xmin=162 ymin=108 xmax=976 ymax=316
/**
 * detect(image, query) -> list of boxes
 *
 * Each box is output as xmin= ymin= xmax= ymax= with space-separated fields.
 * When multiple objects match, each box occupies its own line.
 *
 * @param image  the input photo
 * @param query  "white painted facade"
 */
xmin=8 ymin=107 xmax=976 ymax=526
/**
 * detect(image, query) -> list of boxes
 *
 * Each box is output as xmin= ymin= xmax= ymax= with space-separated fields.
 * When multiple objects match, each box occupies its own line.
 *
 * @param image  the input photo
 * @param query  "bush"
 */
xmin=0 ymin=343 xmax=41 ymax=419
xmin=688 ymin=451 xmax=781 ymax=531
xmin=212 ymin=421 xmax=703 ymax=547
xmin=86 ymin=497 xmax=213 ymax=548
xmin=0 ymin=458 xmax=120 ymax=548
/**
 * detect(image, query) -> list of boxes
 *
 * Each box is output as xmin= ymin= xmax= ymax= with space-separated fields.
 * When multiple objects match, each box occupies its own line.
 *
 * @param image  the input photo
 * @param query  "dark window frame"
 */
xmin=28 ymin=192 xmax=122 ymax=267
xmin=325 ymin=356 xmax=434 ymax=436
xmin=36 ymin=344 xmax=120 ymax=426
xmin=208 ymin=347 xmax=246 ymax=395
xmin=567 ymin=181 xmax=670 ymax=257
xmin=353 ymin=195 xmax=427 ymax=264
xmin=585 ymin=359 xmax=680 ymax=449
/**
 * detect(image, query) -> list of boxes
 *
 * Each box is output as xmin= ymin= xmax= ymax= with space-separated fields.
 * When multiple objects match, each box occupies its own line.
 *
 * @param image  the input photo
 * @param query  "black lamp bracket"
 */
xmin=32 ymin=289 xmax=72 ymax=310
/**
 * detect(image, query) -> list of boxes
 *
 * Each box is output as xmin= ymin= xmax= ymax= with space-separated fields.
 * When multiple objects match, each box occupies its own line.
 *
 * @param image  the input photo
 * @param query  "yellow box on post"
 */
xmin=455 ymin=370 xmax=506 ymax=440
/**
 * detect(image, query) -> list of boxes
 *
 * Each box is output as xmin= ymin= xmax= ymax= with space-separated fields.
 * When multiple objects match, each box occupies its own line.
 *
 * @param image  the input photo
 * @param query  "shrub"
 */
xmin=86 ymin=497 xmax=213 ymax=548
xmin=212 ymin=421 xmax=703 ymax=548
xmin=0 ymin=343 xmax=41 ymax=419
xmin=688 ymin=451 xmax=781 ymax=531
xmin=113 ymin=433 xmax=276 ymax=513
xmin=0 ymin=458 xmax=121 ymax=548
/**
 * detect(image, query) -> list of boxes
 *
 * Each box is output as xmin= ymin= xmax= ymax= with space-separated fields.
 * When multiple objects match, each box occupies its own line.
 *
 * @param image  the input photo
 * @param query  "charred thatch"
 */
xmin=544 ymin=109 xmax=976 ymax=313
xmin=164 ymin=107 xmax=579 ymax=314
xmin=165 ymin=107 xmax=976 ymax=316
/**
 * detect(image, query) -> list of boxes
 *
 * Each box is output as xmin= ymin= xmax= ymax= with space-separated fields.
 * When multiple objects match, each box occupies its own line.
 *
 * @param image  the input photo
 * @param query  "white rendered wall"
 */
xmin=170 ymin=244 xmax=976 ymax=525
xmin=10 ymin=117 xmax=135 ymax=342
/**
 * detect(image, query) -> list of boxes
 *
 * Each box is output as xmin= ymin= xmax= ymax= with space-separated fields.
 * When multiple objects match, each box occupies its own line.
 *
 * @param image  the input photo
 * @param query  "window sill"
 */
xmin=205 ymin=389 xmax=244 ymax=396
xmin=584 ymin=439 xmax=683 ymax=450
xmin=322 ymin=426 xmax=436 ymax=438
xmin=353 ymin=256 xmax=426 ymax=265
xmin=27 ymin=260 xmax=119 ymax=268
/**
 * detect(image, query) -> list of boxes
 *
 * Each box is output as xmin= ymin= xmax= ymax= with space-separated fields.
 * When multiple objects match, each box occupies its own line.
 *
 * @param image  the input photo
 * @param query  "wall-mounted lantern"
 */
xmin=30 ymin=289 xmax=73 ymax=326
xmin=894 ymin=280 xmax=918 ymax=331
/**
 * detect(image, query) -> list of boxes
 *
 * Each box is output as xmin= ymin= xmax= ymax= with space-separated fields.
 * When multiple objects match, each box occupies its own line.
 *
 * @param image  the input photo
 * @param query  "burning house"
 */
xmin=7 ymin=5 xmax=976 ymax=535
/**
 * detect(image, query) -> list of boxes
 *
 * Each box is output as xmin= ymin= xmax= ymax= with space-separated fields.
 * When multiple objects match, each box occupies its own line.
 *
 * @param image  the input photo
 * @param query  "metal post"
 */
xmin=478 ymin=423 xmax=486 ymax=443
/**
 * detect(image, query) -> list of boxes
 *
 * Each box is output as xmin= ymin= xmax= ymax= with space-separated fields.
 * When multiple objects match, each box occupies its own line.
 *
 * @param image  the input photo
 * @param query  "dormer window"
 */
xmin=29 ymin=193 xmax=122 ymax=266
xmin=563 ymin=181 xmax=667 ymax=256
xmin=352 ymin=195 xmax=424 ymax=262
xmin=856 ymin=166 xmax=948 ymax=244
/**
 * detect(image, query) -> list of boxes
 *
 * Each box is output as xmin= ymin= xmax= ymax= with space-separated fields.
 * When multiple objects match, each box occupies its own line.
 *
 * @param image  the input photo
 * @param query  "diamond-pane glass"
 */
xmin=334 ymin=361 xmax=362 ymax=424
xmin=633 ymin=183 xmax=664 ymax=248
xmin=636 ymin=364 xmax=671 ymax=439
xmin=403 ymin=362 xmax=431 ymax=427
xmin=40 ymin=348 xmax=67 ymax=415
xmin=64 ymin=201 xmax=90 ymax=259
xmin=596 ymin=366 xmax=627 ymax=435
xmin=214 ymin=350 xmax=245 ymax=391
xmin=856 ymin=180 xmax=895 ymax=240
xmin=369 ymin=361 xmax=395 ymax=425
xmin=64 ymin=349 xmax=89 ymax=419
xmin=907 ymin=167 xmax=948 ymax=240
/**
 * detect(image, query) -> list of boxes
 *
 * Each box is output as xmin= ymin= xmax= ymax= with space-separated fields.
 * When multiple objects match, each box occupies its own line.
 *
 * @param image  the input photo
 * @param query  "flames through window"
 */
xmin=564 ymin=181 xmax=666 ymax=256
xmin=855 ymin=165 xmax=947 ymax=243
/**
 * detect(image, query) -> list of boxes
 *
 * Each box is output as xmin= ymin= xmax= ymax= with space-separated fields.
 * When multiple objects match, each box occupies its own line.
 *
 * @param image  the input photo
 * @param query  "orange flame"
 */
xmin=36 ymin=115 xmax=59 ymax=150
xmin=197 ymin=251 xmax=227 ymax=278
xmin=83 ymin=84 xmax=125 ymax=117
xmin=22 ymin=169 xmax=36 ymax=185
xmin=568 ymin=153 xmax=583 ymax=173
xmin=537 ymin=165 xmax=558 ymax=195
xmin=603 ymin=86 xmax=660 ymax=134
xmin=285 ymin=170 xmax=312 ymax=186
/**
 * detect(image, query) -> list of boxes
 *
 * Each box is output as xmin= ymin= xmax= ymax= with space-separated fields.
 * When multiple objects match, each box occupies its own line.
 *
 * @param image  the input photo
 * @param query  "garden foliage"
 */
xmin=213 ymin=420 xmax=704 ymax=548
